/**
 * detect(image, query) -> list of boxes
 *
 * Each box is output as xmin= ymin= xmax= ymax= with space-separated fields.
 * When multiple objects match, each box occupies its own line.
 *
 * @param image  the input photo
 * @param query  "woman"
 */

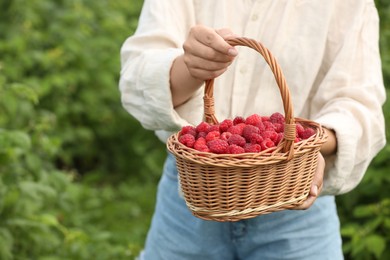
xmin=119 ymin=1 xmax=386 ymax=259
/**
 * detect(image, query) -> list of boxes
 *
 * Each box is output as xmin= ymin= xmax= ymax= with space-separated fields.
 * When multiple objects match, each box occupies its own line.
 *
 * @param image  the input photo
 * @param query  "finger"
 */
xmin=292 ymin=153 xmax=325 ymax=210
xmin=310 ymin=153 xmax=325 ymax=196
xmin=215 ymin=28 xmax=238 ymax=40
xmin=183 ymin=54 xmax=233 ymax=71
xmin=186 ymin=67 xmax=228 ymax=81
xmin=183 ymin=38 xmax=235 ymax=63
xmin=295 ymin=194 xmax=317 ymax=210
xmin=191 ymin=26 xmax=238 ymax=57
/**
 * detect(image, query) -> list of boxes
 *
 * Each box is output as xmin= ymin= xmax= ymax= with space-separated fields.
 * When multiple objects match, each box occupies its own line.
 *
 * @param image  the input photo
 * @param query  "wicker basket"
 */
xmin=167 ymin=37 xmax=327 ymax=222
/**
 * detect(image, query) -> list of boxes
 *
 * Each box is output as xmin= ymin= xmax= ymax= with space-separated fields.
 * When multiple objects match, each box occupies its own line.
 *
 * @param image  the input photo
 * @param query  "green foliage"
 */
xmin=0 ymin=0 xmax=162 ymax=259
xmin=0 ymin=0 xmax=389 ymax=259
xmin=335 ymin=2 xmax=390 ymax=260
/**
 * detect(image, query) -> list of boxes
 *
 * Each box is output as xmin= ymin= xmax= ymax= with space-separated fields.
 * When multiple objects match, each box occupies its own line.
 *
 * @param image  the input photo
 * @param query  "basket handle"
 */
xmin=203 ymin=37 xmax=296 ymax=157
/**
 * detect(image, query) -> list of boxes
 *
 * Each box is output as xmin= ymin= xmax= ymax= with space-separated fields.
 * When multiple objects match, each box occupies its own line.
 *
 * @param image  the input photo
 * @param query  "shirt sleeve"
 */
xmin=311 ymin=2 xmax=386 ymax=195
xmin=119 ymin=0 xmax=196 ymax=131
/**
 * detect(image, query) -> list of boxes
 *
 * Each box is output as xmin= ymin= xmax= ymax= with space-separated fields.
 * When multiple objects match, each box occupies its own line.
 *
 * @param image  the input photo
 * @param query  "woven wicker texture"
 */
xmin=167 ymin=37 xmax=327 ymax=222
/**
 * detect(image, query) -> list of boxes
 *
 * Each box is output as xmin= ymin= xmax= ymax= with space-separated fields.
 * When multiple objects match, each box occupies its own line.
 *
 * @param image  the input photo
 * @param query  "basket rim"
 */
xmin=167 ymin=117 xmax=327 ymax=168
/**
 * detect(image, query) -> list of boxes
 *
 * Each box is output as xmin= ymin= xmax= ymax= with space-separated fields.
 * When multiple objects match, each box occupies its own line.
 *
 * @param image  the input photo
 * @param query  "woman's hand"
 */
xmin=293 ymin=128 xmax=336 ymax=210
xmin=183 ymin=25 xmax=238 ymax=80
xmin=293 ymin=152 xmax=325 ymax=210
xmin=170 ymin=25 xmax=238 ymax=107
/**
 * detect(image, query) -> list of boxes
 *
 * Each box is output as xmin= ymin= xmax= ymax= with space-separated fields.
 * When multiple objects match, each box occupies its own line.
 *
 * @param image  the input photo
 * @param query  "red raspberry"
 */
xmin=275 ymin=133 xmax=284 ymax=145
xmin=255 ymin=121 xmax=266 ymax=132
xmin=244 ymin=143 xmax=262 ymax=153
xmin=194 ymin=137 xmax=210 ymax=152
xmin=296 ymin=123 xmax=305 ymax=137
xmin=208 ymin=124 xmax=220 ymax=133
xmin=207 ymin=139 xmax=229 ymax=154
xmin=227 ymin=123 xmax=245 ymax=135
xmin=219 ymin=119 xmax=233 ymax=132
xmin=197 ymin=131 xmax=207 ymax=139
xmin=196 ymin=122 xmax=210 ymax=133
xmin=228 ymin=134 xmax=246 ymax=147
xmin=242 ymin=125 xmax=260 ymax=141
xmin=270 ymin=112 xmax=285 ymax=124
xmin=179 ymin=134 xmax=195 ymax=148
xmin=233 ymin=116 xmax=245 ymax=125
xmin=180 ymin=125 xmax=197 ymax=137
xmin=228 ymin=144 xmax=245 ymax=154
xmin=260 ymin=138 xmax=275 ymax=151
xmin=205 ymin=131 xmax=221 ymax=142
xmin=245 ymin=114 xmax=262 ymax=126
xmin=300 ymin=128 xmax=316 ymax=139
xmin=262 ymin=130 xmax=278 ymax=142
xmin=249 ymin=133 xmax=264 ymax=144
xmin=261 ymin=116 xmax=270 ymax=122
xmin=273 ymin=123 xmax=284 ymax=133
xmin=263 ymin=121 xmax=275 ymax=131
xmin=220 ymin=132 xmax=232 ymax=141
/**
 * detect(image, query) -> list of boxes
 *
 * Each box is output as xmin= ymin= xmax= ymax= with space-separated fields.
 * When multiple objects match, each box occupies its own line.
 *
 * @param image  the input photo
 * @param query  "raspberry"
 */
xmin=300 ymin=128 xmax=316 ymax=139
xmin=207 ymin=139 xmax=229 ymax=154
xmin=245 ymin=114 xmax=262 ymax=126
xmin=273 ymin=123 xmax=284 ymax=133
xmin=180 ymin=125 xmax=197 ymax=137
xmin=227 ymin=123 xmax=245 ymax=135
xmin=249 ymin=133 xmax=264 ymax=144
xmin=220 ymin=132 xmax=232 ymax=141
xmin=275 ymin=133 xmax=284 ymax=145
xmin=242 ymin=125 xmax=260 ymax=141
xmin=255 ymin=121 xmax=266 ymax=132
xmin=179 ymin=134 xmax=195 ymax=148
xmin=208 ymin=124 xmax=220 ymax=133
xmin=194 ymin=137 xmax=210 ymax=152
xmin=205 ymin=131 xmax=221 ymax=142
xmin=244 ymin=143 xmax=262 ymax=153
xmin=270 ymin=112 xmax=285 ymax=124
xmin=263 ymin=121 xmax=275 ymax=131
xmin=228 ymin=134 xmax=246 ymax=147
xmin=233 ymin=116 xmax=245 ymax=125
xmin=219 ymin=119 xmax=233 ymax=132
xmin=228 ymin=144 xmax=245 ymax=154
xmin=261 ymin=116 xmax=270 ymax=122
xmin=197 ymin=131 xmax=207 ymax=139
xmin=262 ymin=130 xmax=278 ymax=142
xmin=196 ymin=122 xmax=210 ymax=133
xmin=296 ymin=123 xmax=305 ymax=137
xmin=260 ymin=138 xmax=275 ymax=151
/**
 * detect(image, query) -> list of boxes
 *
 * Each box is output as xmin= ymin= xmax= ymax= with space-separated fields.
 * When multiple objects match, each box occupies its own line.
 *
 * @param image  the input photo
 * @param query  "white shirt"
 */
xmin=119 ymin=0 xmax=386 ymax=195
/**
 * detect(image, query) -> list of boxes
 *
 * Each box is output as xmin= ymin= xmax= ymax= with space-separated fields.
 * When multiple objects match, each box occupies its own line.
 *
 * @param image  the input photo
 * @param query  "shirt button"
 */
xmin=251 ymin=14 xmax=259 ymax=21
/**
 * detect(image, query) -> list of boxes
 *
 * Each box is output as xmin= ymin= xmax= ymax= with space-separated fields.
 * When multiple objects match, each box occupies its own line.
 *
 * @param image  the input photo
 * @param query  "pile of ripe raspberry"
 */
xmin=178 ymin=112 xmax=316 ymax=154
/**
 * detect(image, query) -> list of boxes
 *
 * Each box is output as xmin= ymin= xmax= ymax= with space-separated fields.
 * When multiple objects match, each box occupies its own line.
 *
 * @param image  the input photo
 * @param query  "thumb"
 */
xmin=215 ymin=28 xmax=238 ymax=56
xmin=215 ymin=28 xmax=237 ymax=40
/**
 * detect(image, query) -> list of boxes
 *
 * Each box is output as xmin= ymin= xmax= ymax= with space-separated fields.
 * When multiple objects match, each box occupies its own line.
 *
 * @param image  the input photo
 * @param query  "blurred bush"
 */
xmin=336 ymin=1 xmax=390 ymax=259
xmin=0 ymin=0 xmax=388 ymax=259
xmin=0 ymin=0 xmax=164 ymax=259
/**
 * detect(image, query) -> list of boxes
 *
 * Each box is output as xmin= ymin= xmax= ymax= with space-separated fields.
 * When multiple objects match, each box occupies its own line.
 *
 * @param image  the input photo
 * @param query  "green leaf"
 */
xmin=353 ymin=204 xmax=378 ymax=218
xmin=341 ymin=224 xmax=359 ymax=237
xmin=0 ymin=228 xmax=13 ymax=260
xmin=364 ymin=234 xmax=386 ymax=259
xmin=0 ymin=129 xmax=31 ymax=151
xmin=9 ymin=82 xmax=39 ymax=104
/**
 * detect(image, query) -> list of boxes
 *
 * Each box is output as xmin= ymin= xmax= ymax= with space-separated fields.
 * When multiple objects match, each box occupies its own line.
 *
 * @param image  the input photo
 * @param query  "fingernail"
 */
xmin=228 ymin=48 xmax=238 ymax=56
xmin=312 ymin=185 xmax=318 ymax=196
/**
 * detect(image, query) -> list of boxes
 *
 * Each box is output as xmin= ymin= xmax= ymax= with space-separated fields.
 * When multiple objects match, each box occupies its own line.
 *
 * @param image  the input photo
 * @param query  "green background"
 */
xmin=0 ymin=0 xmax=389 ymax=259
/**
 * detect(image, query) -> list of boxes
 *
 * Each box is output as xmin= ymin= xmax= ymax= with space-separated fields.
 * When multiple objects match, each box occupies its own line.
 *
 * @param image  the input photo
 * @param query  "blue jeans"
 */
xmin=139 ymin=153 xmax=344 ymax=260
